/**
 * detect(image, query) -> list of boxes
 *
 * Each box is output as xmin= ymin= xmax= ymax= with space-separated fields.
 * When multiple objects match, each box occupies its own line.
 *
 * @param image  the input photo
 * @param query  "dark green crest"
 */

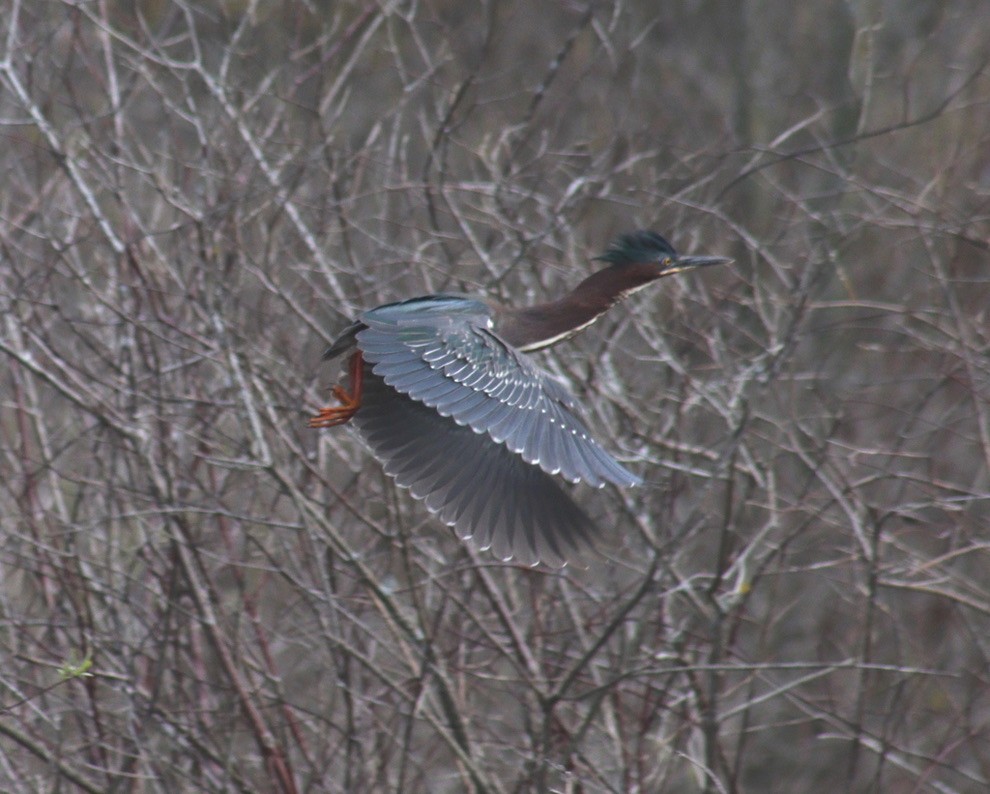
xmin=594 ymin=230 xmax=676 ymax=265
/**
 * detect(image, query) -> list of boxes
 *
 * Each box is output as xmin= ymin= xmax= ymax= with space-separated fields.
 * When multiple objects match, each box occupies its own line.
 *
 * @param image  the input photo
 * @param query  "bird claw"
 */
xmin=309 ymin=386 xmax=359 ymax=428
xmin=310 ymin=350 xmax=365 ymax=429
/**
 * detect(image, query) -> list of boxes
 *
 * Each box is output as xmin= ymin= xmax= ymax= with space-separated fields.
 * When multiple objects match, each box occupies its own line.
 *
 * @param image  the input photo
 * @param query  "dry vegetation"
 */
xmin=1 ymin=1 xmax=989 ymax=792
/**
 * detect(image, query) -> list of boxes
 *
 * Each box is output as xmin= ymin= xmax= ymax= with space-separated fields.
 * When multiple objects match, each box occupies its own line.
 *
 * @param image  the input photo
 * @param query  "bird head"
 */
xmin=594 ymin=230 xmax=731 ymax=275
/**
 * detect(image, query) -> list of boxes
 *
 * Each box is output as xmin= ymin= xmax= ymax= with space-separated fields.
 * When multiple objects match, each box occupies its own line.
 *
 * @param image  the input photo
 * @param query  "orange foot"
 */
xmin=309 ymin=385 xmax=360 ymax=428
xmin=310 ymin=350 xmax=364 ymax=429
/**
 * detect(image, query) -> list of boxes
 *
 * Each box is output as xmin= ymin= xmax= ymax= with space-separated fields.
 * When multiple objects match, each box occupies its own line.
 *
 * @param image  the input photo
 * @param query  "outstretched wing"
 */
xmin=352 ymin=364 xmax=594 ymax=566
xmin=355 ymin=295 xmax=640 ymax=489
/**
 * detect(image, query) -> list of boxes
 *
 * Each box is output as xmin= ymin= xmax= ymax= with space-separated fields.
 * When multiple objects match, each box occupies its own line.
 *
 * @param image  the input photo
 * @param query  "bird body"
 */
xmin=311 ymin=231 xmax=730 ymax=566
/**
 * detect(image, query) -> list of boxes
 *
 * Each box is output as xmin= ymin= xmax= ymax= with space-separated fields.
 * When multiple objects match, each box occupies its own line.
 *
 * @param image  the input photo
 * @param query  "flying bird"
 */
xmin=310 ymin=231 xmax=730 ymax=566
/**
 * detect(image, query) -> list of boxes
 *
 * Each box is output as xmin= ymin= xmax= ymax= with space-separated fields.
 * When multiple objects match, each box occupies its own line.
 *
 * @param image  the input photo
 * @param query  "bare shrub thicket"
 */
xmin=2 ymin=2 xmax=989 ymax=792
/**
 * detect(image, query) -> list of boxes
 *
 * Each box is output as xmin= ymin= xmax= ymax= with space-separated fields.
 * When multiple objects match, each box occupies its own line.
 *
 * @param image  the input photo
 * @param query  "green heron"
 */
xmin=311 ymin=231 xmax=730 ymax=566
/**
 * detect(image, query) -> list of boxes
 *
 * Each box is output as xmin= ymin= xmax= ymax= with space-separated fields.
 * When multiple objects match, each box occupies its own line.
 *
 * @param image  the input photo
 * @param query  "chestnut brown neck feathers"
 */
xmin=495 ymin=261 xmax=666 ymax=352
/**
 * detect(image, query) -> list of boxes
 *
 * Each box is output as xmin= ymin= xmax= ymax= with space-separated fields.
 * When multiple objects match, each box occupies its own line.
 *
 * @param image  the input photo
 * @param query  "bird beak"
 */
xmin=664 ymin=254 xmax=732 ymax=274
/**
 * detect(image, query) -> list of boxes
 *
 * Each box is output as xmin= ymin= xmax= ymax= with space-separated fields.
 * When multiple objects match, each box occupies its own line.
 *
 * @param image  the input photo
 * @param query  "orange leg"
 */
xmin=309 ymin=351 xmax=365 ymax=428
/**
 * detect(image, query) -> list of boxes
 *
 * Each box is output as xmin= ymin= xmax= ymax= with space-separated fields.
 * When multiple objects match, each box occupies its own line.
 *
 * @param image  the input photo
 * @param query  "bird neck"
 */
xmin=497 ymin=263 xmax=660 ymax=352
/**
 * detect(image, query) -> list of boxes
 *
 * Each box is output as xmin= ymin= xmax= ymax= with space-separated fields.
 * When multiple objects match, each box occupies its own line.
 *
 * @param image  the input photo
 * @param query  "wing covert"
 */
xmin=355 ymin=296 xmax=640 ymax=488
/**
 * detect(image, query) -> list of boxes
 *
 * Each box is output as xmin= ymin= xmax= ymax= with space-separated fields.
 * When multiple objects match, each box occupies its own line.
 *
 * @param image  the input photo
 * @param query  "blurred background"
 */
xmin=1 ymin=1 xmax=988 ymax=791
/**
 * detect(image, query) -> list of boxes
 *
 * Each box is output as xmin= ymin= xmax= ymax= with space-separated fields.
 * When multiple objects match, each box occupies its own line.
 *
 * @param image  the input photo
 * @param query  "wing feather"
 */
xmin=352 ymin=365 xmax=593 ymax=565
xmin=356 ymin=296 xmax=638 ymax=488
